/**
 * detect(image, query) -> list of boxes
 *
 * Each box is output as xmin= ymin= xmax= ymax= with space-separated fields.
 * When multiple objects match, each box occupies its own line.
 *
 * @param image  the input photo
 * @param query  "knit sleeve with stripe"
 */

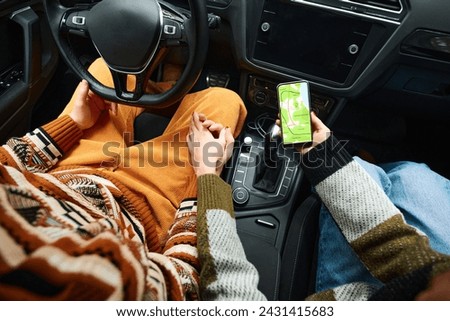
xmin=196 ymin=174 xmax=266 ymax=301
xmin=0 ymin=115 xmax=82 ymax=172
xmin=301 ymin=135 xmax=450 ymax=300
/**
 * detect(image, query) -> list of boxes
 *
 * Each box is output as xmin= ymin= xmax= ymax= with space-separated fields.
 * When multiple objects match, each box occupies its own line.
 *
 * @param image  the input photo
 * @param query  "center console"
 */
xmin=224 ymin=73 xmax=344 ymax=299
xmin=224 ymin=111 xmax=304 ymax=299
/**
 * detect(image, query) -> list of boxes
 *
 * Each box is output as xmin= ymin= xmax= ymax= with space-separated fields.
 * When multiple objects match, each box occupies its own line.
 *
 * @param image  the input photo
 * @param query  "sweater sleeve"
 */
xmin=301 ymin=135 xmax=450 ymax=284
xmin=196 ymin=174 xmax=266 ymax=301
xmin=156 ymin=199 xmax=201 ymax=300
xmin=0 ymin=115 xmax=82 ymax=172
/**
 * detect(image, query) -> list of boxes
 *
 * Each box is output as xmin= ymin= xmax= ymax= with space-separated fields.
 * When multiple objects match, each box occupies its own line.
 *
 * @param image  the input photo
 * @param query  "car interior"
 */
xmin=1 ymin=0 xmax=449 ymax=301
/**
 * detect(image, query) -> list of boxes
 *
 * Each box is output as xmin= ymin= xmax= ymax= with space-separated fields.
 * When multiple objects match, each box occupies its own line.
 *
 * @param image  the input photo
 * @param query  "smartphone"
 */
xmin=277 ymin=80 xmax=313 ymax=146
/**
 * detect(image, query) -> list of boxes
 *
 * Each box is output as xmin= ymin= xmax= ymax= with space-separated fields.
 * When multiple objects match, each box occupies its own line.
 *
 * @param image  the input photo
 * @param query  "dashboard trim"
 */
xmin=340 ymin=0 xmax=403 ymax=14
xmin=289 ymin=0 xmax=401 ymax=25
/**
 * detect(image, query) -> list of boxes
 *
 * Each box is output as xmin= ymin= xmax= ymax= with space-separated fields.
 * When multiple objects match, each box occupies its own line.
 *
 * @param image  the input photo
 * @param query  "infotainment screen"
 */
xmin=252 ymin=1 xmax=372 ymax=83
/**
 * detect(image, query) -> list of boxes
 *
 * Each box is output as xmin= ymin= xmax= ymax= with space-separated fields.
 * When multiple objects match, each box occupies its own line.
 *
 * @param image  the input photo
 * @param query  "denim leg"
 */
xmin=315 ymin=205 xmax=384 ymax=292
xmin=315 ymin=157 xmax=450 ymax=293
xmin=380 ymin=161 xmax=450 ymax=255
xmin=315 ymin=157 xmax=389 ymax=292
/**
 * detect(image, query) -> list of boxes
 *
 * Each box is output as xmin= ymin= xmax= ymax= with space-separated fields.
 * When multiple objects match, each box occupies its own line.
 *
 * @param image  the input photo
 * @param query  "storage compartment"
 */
xmin=401 ymin=29 xmax=450 ymax=62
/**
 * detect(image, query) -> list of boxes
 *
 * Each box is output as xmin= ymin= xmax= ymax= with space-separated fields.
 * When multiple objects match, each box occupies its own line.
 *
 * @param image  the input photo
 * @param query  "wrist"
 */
xmin=41 ymin=115 xmax=83 ymax=154
xmin=68 ymin=113 xmax=85 ymax=131
xmin=301 ymin=135 xmax=353 ymax=186
xmin=195 ymin=168 xmax=218 ymax=177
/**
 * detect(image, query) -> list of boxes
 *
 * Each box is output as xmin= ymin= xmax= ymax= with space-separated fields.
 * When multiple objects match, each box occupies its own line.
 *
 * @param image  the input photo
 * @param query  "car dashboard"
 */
xmin=199 ymin=0 xmax=450 ymax=94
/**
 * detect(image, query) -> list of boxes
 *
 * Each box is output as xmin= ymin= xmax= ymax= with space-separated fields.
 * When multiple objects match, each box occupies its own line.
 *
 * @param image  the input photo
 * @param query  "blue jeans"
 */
xmin=315 ymin=157 xmax=450 ymax=292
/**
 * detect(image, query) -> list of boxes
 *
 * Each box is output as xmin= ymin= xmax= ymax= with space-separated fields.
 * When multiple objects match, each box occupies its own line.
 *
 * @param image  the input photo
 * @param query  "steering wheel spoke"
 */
xmin=110 ymin=69 xmax=149 ymax=102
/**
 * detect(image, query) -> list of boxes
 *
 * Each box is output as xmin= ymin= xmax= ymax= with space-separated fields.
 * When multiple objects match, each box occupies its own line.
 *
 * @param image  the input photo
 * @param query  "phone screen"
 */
xmin=277 ymin=81 xmax=312 ymax=146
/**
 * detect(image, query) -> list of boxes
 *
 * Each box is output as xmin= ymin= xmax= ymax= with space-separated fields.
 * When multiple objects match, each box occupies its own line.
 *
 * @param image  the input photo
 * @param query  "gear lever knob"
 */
xmin=268 ymin=123 xmax=282 ymax=140
xmin=264 ymin=123 xmax=281 ymax=166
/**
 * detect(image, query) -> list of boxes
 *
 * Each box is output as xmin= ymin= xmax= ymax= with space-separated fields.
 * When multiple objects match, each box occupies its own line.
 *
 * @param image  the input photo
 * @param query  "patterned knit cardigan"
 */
xmin=0 ymin=115 xmax=265 ymax=301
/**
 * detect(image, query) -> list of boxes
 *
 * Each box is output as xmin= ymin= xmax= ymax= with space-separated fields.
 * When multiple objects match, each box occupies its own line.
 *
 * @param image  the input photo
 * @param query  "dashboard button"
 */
xmin=233 ymin=187 xmax=250 ymax=205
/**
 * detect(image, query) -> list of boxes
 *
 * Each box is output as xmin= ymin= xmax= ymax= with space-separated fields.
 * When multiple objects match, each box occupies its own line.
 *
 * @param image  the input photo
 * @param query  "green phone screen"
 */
xmin=277 ymin=81 xmax=312 ymax=145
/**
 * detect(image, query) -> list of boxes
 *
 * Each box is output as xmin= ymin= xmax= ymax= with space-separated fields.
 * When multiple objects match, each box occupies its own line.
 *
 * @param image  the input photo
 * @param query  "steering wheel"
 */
xmin=44 ymin=0 xmax=209 ymax=108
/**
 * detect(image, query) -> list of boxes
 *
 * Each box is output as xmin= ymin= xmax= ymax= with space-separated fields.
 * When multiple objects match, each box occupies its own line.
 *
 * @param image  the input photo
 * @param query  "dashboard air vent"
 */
xmin=349 ymin=0 xmax=401 ymax=11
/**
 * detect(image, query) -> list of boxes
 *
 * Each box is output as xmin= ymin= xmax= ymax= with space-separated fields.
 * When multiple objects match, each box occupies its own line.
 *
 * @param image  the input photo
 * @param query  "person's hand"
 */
xmin=277 ymin=111 xmax=331 ymax=154
xmin=415 ymin=269 xmax=450 ymax=300
xmin=69 ymin=80 xmax=118 ymax=130
xmin=299 ymin=112 xmax=330 ymax=154
xmin=187 ymin=112 xmax=234 ymax=177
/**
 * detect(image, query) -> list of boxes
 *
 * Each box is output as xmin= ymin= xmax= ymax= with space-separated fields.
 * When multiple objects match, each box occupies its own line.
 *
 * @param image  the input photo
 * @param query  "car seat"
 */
xmin=278 ymin=193 xmax=320 ymax=300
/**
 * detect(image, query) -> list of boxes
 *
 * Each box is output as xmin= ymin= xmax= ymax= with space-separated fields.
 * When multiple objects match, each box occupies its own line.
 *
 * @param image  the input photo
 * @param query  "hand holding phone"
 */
xmin=277 ymin=80 xmax=313 ymax=146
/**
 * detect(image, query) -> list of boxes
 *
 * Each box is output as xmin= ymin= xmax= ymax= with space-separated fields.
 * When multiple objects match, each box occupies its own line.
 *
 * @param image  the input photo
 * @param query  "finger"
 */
xmin=218 ymin=127 xmax=229 ymax=155
xmin=186 ymin=133 xmax=194 ymax=159
xmin=201 ymin=120 xmax=215 ymax=128
xmin=186 ymin=132 xmax=192 ymax=146
xmin=208 ymin=123 xmax=224 ymax=133
xmin=208 ymin=124 xmax=224 ymax=138
xmin=208 ymin=123 xmax=223 ymax=139
xmin=190 ymin=117 xmax=200 ymax=132
xmin=188 ymin=123 xmax=200 ymax=144
xmin=310 ymin=112 xmax=327 ymax=131
xmin=188 ymin=122 xmax=195 ymax=138
xmin=74 ymin=80 xmax=89 ymax=105
xmin=192 ymin=112 xmax=203 ymax=130
xmin=218 ymin=126 xmax=226 ymax=144
xmin=110 ymin=102 xmax=118 ymax=116
xmin=197 ymin=113 xmax=207 ymax=122
xmin=89 ymin=91 xmax=106 ymax=111
xmin=186 ymin=128 xmax=195 ymax=147
xmin=224 ymin=127 xmax=235 ymax=158
xmin=225 ymin=127 xmax=234 ymax=145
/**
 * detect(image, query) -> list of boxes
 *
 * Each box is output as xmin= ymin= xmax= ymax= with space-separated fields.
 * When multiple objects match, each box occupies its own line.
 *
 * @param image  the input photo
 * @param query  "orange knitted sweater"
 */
xmin=0 ymin=116 xmax=199 ymax=300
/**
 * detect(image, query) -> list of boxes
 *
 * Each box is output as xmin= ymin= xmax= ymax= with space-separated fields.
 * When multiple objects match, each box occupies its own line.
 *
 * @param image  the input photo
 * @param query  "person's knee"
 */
xmin=205 ymin=87 xmax=245 ymax=109
xmin=200 ymin=87 xmax=247 ymax=130
xmin=88 ymin=58 xmax=113 ymax=86
xmin=389 ymin=161 xmax=431 ymax=180
xmin=386 ymin=161 xmax=439 ymax=196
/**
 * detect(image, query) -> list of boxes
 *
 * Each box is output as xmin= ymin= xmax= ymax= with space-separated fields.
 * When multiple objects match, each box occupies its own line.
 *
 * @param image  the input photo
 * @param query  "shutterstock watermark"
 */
xmin=100 ymin=132 xmax=350 ymax=170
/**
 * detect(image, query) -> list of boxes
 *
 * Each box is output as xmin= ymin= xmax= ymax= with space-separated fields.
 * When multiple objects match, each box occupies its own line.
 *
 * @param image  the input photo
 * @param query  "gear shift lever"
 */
xmin=253 ymin=123 xmax=283 ymax=193
xmin=263 ymin=124 xmax=281 ymax=166
xmin=269 ymin=123 xmax=282 ymax=140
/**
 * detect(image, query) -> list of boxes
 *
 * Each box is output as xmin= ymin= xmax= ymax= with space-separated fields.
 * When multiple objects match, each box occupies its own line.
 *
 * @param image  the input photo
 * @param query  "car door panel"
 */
xmin=0 ymin=0 xmax=59 ymax=143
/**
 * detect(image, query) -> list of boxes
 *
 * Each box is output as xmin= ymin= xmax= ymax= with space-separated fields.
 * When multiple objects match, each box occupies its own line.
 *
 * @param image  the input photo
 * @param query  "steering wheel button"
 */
xmin=163 ymin=20 xmax=182 ymax=39
xmin=164 ymin=25 xmax=176 ymax=35
xmin=72 ymin=16 xmax=85 ymax=26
